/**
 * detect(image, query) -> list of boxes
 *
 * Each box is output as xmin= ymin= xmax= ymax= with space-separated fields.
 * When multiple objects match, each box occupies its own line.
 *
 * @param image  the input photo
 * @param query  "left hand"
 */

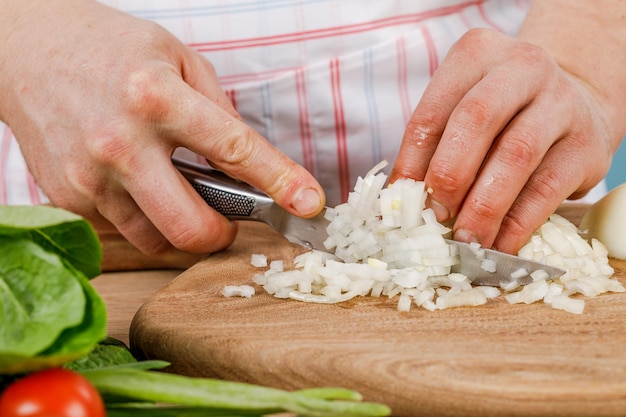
xmin=390 ymin=28 xmax=616 ymax=253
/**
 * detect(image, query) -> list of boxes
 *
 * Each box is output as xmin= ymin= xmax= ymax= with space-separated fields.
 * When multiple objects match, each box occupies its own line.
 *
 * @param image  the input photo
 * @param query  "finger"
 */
xmin=179 ymin=48 xmax=241 ymax=120
xmin=117 ymin=147 xmax=239 ymax=254
xmin=390 ymin=28 xmax=512 ymax=184
xmin=58 ymin=162 xmax=178 ymax=254
xmin=160 ymin=74 xmax=326 ymax=219
xmin=425 ymin=59 xmax=548 ymax=224
xmin=95 ymin=189 xmax=174 ymax=254
xmin=490 ymin=139 xmax=586 ymax=254
xmin=450 ymin=101 xmax=569 ymax=249
xmin=492 ymin=126 xmax=610 ymax=254
xmin=390 ymin=35 xmax=484 ymax=184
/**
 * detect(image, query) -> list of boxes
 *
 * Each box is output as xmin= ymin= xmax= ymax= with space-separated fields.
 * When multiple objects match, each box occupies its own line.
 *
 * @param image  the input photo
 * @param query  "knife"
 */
xmin=174 ymin=158 xmax=565 ymax=286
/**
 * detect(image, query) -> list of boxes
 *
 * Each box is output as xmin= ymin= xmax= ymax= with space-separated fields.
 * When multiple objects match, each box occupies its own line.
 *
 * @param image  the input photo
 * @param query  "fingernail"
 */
xmin=293 ymin=187 xmax=322 ymax=217
xmin=428 ymin=199 xmax=450 ymax=222
xmin=454 ymin=228 xmax=479 ymax=244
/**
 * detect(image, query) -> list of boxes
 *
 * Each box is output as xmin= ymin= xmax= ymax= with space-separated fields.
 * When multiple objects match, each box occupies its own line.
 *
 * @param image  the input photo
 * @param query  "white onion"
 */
xmin=230 ymin=162 xmax=624 ymax=314
xmin=222 ymin=285 xmax=255 ymax=298
xmin=250 ymin=254 xmax=267 ymax=268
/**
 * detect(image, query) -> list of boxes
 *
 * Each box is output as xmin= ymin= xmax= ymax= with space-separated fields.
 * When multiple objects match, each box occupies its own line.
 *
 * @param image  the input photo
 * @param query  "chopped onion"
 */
xmin=222 ymin=285 xmax=255 ymax=298
xmin=231 ymin=163 xmax=623 ymax=314
xmin=250 ymin=254 xmax=267 ymax=268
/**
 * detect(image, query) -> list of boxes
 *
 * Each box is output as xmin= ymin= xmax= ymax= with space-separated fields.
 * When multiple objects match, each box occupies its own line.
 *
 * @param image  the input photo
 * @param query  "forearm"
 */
xmin=517 ymin=0 xmax=626 ymax=151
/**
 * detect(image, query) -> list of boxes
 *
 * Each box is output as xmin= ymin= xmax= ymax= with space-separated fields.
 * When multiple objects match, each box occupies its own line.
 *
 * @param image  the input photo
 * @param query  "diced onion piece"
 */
xmin=222 ymin=285 xmax=255 ymax=298
xmin=269 ymin=260 xmax=284 ymax=272
xmin=510 ymin=268 xmax=529 ymax=280
xmin=549 ymin=294 xmax=585 ymax=314
xmin=480 ymin=258 xmax=497 ymax=273
xmin=397 ymin=293 xmax=412 ymax=312
xmin=530 ymin=269 xmax=550 ymax=282
xmin=250 ymin=254 xmax=267 ymax=268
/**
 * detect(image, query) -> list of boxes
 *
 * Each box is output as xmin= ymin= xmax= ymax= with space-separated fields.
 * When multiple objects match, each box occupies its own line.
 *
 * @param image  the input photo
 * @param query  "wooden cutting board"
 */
xmin=129 ymin=205 xmax=626 ymax=417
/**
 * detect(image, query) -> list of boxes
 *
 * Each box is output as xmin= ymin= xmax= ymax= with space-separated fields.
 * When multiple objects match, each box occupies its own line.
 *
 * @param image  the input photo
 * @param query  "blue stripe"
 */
xmin=363 ymin=47 xmax=382 ymax=164
xmin=260 ymin=82 xmax=276 ymax=145
xmin=126 ymin=0 xmax=330 ymax=20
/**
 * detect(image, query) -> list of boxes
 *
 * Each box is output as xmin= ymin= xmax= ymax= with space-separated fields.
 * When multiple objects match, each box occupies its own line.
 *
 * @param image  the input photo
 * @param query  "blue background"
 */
xmin=607 ymin=138 xmax=626 ymax=190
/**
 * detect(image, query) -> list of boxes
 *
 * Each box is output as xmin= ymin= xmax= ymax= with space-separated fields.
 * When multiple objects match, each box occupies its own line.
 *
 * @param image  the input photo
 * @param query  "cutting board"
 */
xmin=129 ymin=205 xmax=626 ymax=417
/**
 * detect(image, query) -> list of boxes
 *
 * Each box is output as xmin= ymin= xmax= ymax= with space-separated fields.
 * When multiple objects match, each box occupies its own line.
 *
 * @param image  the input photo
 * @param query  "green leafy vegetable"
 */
xmin=0 ymin=237 xmax=86 ymax=356
xmin=0 ymin=205 xmax=102 ymax=279
xmin=65 ymin=338 xmax=168 ymax=372
xmin=0 ymin=206 xmax=106 ymax=374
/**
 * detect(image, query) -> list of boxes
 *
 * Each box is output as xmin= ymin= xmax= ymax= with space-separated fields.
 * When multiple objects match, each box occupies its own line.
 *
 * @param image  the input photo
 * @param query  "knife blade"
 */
xmin=446 ymin=239 xmax=564 ymax=286
xmin=174 ymin=158 xmax=565 ymax=285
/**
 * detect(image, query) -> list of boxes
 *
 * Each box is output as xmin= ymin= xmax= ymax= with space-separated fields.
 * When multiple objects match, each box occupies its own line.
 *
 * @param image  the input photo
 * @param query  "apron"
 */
xmin=3 ymin=0 xmax=568 ymax=206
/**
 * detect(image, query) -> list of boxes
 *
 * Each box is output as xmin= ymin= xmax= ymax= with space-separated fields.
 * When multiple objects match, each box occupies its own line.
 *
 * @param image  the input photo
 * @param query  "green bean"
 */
xmin=294 ymin=387 xmax=363 ymax=401
xmin=82 ymin=368 xmax=391 ymax=417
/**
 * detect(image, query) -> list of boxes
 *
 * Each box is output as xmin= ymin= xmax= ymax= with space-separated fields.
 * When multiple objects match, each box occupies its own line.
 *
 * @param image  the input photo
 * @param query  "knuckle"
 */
xmin=212 ymin=126 xmax=258 ymax=168
xmin=405 ymin=110 xmax=445 ymax=144
xmin=86 ymin=130 xmax=135 ymax=169
xmin=466 ymin=195 xmax=501 ymax=223
xmin=518 ymin=42 xmax=552 ymax=67
xmin=455 ymin=27 xmax=494 ymax=50
xmin=497 ymin=133 xmax=540 ymax=168
xmin=428 ymin=161 xmax=464 ymax=195
xmin=525 ymin=169 xmax=563 ymax=204
xmin=139 ymin=237 xmax=173 ymax=256
xmin=122 ymin=67 xmax=173 ymax=120
xmin=500 ymin=208 xmax=532 ymax=241
xmin=456 ymin=96 xmax=494 ymax=127
xmin=165 ymin=218 xmax=232 ymax=253
xmin=61 ymin=160 xmax=106 ymax=203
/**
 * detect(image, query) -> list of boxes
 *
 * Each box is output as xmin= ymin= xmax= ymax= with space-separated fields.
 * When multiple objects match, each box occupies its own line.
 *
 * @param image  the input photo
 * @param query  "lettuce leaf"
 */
xmin=0 ymin=206 xmax=106 ymax=374
xmin=0 ymin=205 xmax=102 ymax=279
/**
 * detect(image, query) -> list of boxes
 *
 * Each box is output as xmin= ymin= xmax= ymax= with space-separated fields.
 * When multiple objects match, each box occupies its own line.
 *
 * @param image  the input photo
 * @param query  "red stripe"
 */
xmin=0 ymin=126 xmax=12 ymax=204
xmin=420 ymin=26 xmax=439 ymax=77
xmin=225 ymin=88 xmax=238 ymax=110
xmin=219 ymin=67 xmax=298 ymax=86
xmin=295 ymin=68 xmax=315 ymax=175
xmin=191 ymin=1 xmax=484 ymax=52
xmin=329 ymin=58 xmax=350 ymax=201
xmin=396 ymin=37 xmax=412 ymax=125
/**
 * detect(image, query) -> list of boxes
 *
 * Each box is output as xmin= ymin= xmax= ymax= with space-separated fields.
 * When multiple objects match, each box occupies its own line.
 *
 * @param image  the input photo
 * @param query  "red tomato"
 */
xmin=0 ymin=368 xmax=105 ymax=417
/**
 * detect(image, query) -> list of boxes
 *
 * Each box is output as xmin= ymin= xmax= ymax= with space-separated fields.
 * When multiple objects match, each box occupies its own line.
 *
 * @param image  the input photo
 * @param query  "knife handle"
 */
xmin=173 ymin=158 xmax=276 ymax=222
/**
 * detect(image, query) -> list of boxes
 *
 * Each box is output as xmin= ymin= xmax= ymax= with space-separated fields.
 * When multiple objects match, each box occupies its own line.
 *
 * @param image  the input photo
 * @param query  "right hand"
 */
xmin=0 ymin=0 xmax=325 ymax=255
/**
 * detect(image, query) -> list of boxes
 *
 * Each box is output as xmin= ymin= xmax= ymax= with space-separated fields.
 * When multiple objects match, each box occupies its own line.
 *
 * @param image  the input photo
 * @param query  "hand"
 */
xmin=0 ymin=0 xmax=325 ymax=255
xmin=390 ymin=27 xmax=618 ymax=253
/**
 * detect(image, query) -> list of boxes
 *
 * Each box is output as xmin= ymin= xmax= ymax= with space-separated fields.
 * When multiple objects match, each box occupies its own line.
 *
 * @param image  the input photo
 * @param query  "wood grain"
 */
xmin=91 ymin=270 xmax=180 ymax=345
xmin=129 ymin=206 xmax=626 ymax=417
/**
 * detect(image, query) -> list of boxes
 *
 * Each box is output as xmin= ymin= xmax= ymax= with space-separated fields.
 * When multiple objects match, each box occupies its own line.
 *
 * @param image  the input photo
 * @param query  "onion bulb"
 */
xmin=579 ymin=182 xmax=626 ymax=260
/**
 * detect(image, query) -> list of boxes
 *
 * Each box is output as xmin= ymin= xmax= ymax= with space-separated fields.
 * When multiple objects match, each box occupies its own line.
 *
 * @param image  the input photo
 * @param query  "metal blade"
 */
xmin=277 ymin=209 xmax=331 ymax=251
xmin=447 ymin=239 xmax=565 ymax=286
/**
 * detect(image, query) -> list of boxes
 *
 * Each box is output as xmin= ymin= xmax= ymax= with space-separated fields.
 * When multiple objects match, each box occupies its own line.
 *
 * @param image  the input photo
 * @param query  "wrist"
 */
xmin=517 ymin=0 xmax=626 ymax=150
